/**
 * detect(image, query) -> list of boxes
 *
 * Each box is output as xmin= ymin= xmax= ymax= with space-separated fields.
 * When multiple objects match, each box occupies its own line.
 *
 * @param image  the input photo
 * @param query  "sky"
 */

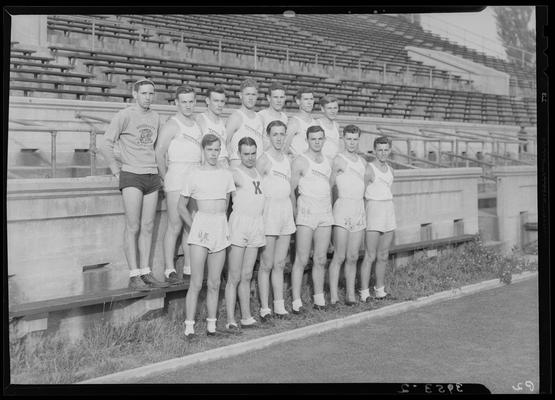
xmin=418 ymin=7 xmax=536 ymax=62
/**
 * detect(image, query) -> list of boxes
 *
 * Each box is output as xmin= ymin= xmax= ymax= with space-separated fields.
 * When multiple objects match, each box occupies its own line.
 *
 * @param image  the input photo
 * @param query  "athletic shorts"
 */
xmin=229 ymin=212 xmax=265 ymax=248
xmin=119 ymin=171 xmax=162 ymax=195
xmin=264 ymin=197 xmax=296 ymax=236
xmin=187 ymin=211 xmax=230 ymax=253
xmin=365 ymin=199 xmax=396 ymax=232
xmin=333 ymin=198 xmax=366 ymax=232
xmin=296 ymin=195 xmax=334 ymax=230
xmin=164 ymin=162 xmax=200 ymax=192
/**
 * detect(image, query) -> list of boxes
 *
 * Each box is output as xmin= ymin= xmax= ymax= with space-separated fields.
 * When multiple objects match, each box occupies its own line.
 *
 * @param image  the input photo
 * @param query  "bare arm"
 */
xmin=255 ymin=153 xmax=271 ymax=177
xmin=177 ymin=195 xmax=193 ymax=228
xmin=225 ymin=111 xmax=242 ymax=148
xmin=290 ymin=155 xmax=306 ymax=217
xmin=99 ymin=110 xmax=126 ymax=176
xmin=154 ymin=119 xmax=178 ymax=180
xmin=364 ymin=162 xmax=375 ymax=187
xmin=283 ymin=117 xmax=299 ymax=156
xmin=330 ymin=155 xmax=345 ymax=202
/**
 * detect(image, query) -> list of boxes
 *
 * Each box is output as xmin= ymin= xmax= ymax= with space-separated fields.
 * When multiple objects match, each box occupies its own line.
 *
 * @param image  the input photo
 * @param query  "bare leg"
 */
xmin=238 ymin=247 xmax=260 ymax=321
xmin=138 ymin=190 xmax=159 ymax=270
xmin=121 ymin=187 xmax=143 ymax=271
xmin=375 ymin=231 xmax=394 ymax=291
xmin=185 ymin=244 xmax=208 ymax=321
xmin=311 ymin=226 xmax=332 ymax=302
xmin=258 ymin=236 xmax=276 ymax=312
xmin=361 ymin=230 xmax=379 ymax=293
xmin=291 ymin=226 xmax=313 ymax=305
xmin=272 ymin=235 xmax=291 ymax=303
xmin=328 ymin=226 xmax=347 ymax=304
xmin=345 ymin=229 xmax=365 ymax=302
xmin=206 ymin=248 xmax=226 ymax=320
xmin=225 ymin=245 xmax=244 ymax=325
xmin=163 ymin=191 xmax=183 ymax=272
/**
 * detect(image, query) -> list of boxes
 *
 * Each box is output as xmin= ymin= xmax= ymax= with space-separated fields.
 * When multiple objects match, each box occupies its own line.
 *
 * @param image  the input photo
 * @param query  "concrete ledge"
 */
xmin=78 ymin=270 xmax=537 ymax=384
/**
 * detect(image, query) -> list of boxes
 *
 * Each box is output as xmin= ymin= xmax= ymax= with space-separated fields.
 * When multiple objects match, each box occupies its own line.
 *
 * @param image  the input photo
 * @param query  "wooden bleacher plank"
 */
xmin=9 ymin=280 xmax=193 ymax=319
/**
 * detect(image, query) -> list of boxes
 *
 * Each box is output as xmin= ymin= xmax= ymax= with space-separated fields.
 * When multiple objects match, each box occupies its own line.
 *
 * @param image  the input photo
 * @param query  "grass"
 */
xmin=9 ymin=238 xmax=537 ymax=384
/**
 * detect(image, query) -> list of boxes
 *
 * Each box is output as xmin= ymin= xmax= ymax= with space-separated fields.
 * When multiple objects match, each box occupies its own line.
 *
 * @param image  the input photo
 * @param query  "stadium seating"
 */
xmin=10 ymin=42 xmax=537 ymax=126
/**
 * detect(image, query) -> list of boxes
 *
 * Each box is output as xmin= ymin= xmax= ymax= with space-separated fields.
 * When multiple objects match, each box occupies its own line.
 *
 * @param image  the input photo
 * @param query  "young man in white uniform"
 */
xmin=225 ymin=137 xmax=266 ymax=331
xmin=178 ymin=134 xmax=235 ymax=338
xmin=256 ymin=120 xmax=296 ymax=321
xmin=318 ymin=95 xmax=342 ymax=162
xmin=226 ymin=78 xmax=265 ymax=168
xmin=284 ymin=87 xmax=318 ymax=158
xmin=290 ymin=125 xmax=333 ymax=313
xmin=196 ymin=85 xmax=230 ymax=168
xmin=258 ymin=82 xmax=288 ymax=151
xmin=328 ymin=125 xmax=367 ymax=306
xmin=155 ymin=85 xmax=203 ymax=284
xmin=361 ymin=136 xmax=396 ymax=302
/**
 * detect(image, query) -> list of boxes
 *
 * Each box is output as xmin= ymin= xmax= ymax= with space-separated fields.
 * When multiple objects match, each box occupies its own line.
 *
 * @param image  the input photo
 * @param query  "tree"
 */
xmin=492 ymin=6 xmax=535 ymax=67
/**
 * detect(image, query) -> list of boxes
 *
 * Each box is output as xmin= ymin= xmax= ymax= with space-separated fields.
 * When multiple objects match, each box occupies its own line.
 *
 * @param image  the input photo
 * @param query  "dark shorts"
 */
xmin=119 ymin=171 xmax=162 ymax=195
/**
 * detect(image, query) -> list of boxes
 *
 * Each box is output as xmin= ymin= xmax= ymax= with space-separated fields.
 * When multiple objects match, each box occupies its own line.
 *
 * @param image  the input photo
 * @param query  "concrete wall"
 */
xmin=7 ymin=167 xmax=482 ymax=306
xmin=493 ymin=166 xmax=538 ymax=253
xmin=11 ymin=15 xmax=48 ymax=50
xmin=392 ymin=168 xmax=481 ymax=244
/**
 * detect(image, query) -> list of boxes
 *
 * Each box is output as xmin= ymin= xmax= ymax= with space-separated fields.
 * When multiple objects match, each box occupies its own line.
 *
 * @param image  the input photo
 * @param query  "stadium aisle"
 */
xmin=137 ymin=277 xmax=539 ymax=393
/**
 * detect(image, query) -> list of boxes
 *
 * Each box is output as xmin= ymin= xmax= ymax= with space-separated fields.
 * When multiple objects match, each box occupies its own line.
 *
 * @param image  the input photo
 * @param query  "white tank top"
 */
xmin=298 ymin=154 xmax=331 ymax=199
xmin=261 ymin=152 xmax=291 ymax=199
xmin=232 ymin=167 xmax=265 ymax=216
xmin=319 ymin=119 xmax=341 ymax=160
xmin=258 ymin=108 xmax=288 ymax=133
xmin=365 ymin=162 xmax=394 ymax=200
xmin=335 ymin=153 xmax=366 ymax=200
xmin=289 ymin=114 xmax=318 ymax=156
xmin=197 ymin=113 xmax=228 ymax=159
xmin=229 ymin=109 xmax=264 ymax=161
xmin=167 ymin=116 xmax=202 ymax=164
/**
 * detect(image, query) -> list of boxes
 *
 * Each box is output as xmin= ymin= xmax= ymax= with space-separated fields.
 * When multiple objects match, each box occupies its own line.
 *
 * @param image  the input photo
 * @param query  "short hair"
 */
xmin=320 ymin=95 xmax=338 ymax=107
xmin=133 ymin=78 xmax=155 ymax=92
xmin=295 ymin=87 xmax=313 ymax=100
xmin=201 ymin=133 xmax=221 ymax=149
xmin=205 ymin=85 xmax=226 ymax=99
xmin=266 ymin=120 xmax=287 ymax=135
xmin=240 ymin=78 xmax=259 ymax=92
xmin=238 ymin=136 xmax=257 ymax=151
xmin=373 ymin=136 xmax=392 ymax=149
xmin=267 ymin=82 xmax=286 ymax=96
xmin=343 ymin=124 xmax=361 ymax=137
xmin=175 ymin=85 xmax=195 ymax=99
xmin=306 ymin=125 xmax=325 ymax=139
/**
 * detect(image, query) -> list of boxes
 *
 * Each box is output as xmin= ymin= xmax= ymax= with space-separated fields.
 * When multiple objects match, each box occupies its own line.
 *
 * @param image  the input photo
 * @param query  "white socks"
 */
xmin=241 ymin=317 xmax=257 ymax=326
xmin=313 ymin=293 xmax=326 ymax=306
xmin=374 ymin=286 xmax=387 ymax=298
xmin=260 ymin=307 xmax=272 ymax=317
xmin=183 ymin=265 xmax=191 ymax=275
xmin=206 ymin=318 xmax=217 ymax=333
xmin=359 ymin=288 xmax=370 ymax=302
xmin=184 ymin=320 xmax=195 ymax=335
xmin=292 ymin=299 xmax=303 ymax=311
xmin=139 ymin=267 xmax=151 ymax=276
xmin=129 ymin=269 xmax=141 ymax=278
xmin=164 ymin=268 xmax=176 ymax=278
xmin=273 ymin=300 xmax=288 ymax=315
